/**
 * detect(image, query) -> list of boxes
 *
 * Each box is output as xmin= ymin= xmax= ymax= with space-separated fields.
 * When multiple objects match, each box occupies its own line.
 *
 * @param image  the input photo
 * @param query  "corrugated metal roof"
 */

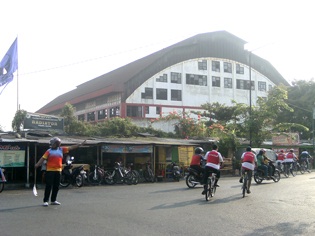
xmin=37 ymin=30 xmax=289 ymax=114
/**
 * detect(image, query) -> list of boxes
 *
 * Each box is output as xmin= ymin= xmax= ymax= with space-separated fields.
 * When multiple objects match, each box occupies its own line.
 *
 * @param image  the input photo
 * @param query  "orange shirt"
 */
xmin=43 ymin=147 xmax=69 ymax=172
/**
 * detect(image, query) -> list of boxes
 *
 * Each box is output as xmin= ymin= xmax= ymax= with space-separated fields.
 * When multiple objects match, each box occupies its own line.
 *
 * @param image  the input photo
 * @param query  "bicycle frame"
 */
xmin=205 ymin=173 xmax=216 ymax=201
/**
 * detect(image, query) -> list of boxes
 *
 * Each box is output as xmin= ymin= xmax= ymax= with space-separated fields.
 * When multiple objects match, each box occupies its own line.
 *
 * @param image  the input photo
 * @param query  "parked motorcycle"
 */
xmin=186 ymin=167 xmax=203 ymax=188
xmin=254 ymin=161 xmax=281 ymax=184
xmin=171 ymin=162 xmax=181 ymax=182
xmin=60 ymin=156 xmax=87 ymax=187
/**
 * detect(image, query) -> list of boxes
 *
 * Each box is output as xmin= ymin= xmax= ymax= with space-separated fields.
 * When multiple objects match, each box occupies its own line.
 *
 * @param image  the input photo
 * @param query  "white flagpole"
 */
xmin=17 ymin=36 xmax=19 ymax=111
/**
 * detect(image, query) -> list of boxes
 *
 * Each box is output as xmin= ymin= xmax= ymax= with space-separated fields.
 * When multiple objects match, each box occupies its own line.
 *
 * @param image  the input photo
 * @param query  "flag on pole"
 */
xmin=0 ymin=38 xmax=18 ymax=93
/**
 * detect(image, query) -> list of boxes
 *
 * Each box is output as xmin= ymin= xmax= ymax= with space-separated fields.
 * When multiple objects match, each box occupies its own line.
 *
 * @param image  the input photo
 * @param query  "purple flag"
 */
xmin=0 ymin=38 xmax=18 ymax=91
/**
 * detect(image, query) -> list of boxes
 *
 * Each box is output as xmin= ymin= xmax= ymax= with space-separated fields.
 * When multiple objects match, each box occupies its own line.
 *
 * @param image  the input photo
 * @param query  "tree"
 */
xmin=12 ymin=109 xmax=27 ymax=133
xmin=60 ymin=103 xmax=88 ymax=135
xmin=279 ymin=79 xmax=315 ymax=140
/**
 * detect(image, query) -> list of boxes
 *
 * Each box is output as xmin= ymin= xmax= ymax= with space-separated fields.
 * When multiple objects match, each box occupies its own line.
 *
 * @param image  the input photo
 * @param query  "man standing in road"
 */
xmin=35 ymin=137 xmax=86 ymax=207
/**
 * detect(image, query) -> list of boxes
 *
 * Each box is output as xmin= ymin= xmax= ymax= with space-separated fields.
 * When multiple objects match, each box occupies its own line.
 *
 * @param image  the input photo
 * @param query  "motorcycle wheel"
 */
xmin=104 ymin=171 xmax=115 ymax=185
xmin=253 ymin=173 xmax=263 ymax=184
xmin=88 ymin=171 xmax=102 ymax=185
xmin=272 ymin=170 xmax=280 ymax=182
xmin=75 ymin=174 xmax=84 ymax=187
xmin=186 ymin=174 xmax=197 ymax=188
xmin=60 ymin=173 xmax=71 ymax=187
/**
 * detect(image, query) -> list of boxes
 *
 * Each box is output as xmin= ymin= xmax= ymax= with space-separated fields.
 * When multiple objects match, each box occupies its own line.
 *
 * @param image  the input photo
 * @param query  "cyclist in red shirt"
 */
xmin=202 ymin=144 xmax=223 ymax=195
xmin=239 ymin=146 xmax=257 ymax=194
xmin=276 ymin=149 xmax=286 ymax=171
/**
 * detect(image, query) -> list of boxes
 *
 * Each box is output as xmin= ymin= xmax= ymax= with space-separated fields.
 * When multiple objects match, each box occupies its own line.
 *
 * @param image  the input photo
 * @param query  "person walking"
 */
xmin=35 ymin=137 xmax=86 ymax=207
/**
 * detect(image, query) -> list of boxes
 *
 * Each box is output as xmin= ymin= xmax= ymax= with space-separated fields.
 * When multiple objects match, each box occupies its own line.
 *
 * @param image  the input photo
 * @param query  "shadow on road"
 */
xmin=0 ymin=205 xmax=39 ymax=213
xmin=244 ymin=221 xmax=315 ymax=236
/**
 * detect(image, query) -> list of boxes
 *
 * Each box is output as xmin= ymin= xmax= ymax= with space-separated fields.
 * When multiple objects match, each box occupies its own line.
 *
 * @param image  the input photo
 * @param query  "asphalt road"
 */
xmin=1 ymin=172 xmax=315 ymax=236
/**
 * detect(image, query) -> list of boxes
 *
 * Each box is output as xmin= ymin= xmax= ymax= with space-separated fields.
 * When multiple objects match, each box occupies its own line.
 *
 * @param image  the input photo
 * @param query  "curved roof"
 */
xmin=37 ymin=30 xmax=289 ymax=113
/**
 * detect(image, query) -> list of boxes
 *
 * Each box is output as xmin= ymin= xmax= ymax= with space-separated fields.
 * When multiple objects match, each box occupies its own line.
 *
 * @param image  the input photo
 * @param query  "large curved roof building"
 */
xmin=37 ymin=31 xmax=289 ymax=127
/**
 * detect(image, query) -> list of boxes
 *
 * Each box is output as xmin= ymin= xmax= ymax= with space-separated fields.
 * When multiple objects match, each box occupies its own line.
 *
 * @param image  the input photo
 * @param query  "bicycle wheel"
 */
xmin=0 ymin=181 xmax=4 ymax=193
xmin=88 ymin=171 xmax=102 ymax=185
xmin=283 ymin=164 xmax=289 ymax=178
xmin=131 ymin=170 xmax=139 ymax=185
xmin=290 ymin=163 xmax=296 ymax=177
xmin=144 ymin=170 xmax=155 ymax=182
xmin=205 ymin=178 xmax=212 ymax=201
xmin=242 ymin=175 xmax=247 ymax=198
xmin=123 ymin=172 xmax=134 ymax=185
xmin=300 ymin=162 xmax=305 ymax=174
xmin=104 ymin=171 xmax=115 ymax=185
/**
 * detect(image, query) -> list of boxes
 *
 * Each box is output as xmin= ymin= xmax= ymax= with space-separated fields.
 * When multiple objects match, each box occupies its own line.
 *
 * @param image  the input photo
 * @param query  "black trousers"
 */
xmin=44 ymin=171 xmax=61 ymax=203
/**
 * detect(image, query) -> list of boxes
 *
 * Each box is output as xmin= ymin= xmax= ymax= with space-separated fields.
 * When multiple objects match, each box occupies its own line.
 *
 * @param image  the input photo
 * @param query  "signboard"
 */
xmin=102 ymin=145 xmax=153 ymax=153
xmin=0 ymin=144 xmax=25 ymax=167
xmin=272 ymin=133 xmax=300 ymax=146
xmin=24 ymin=112 xmax=64 ymax=130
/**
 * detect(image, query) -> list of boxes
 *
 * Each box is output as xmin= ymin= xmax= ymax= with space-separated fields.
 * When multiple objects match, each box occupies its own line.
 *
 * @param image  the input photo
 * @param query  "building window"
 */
xmin=212 ymin=76 xmax=220 ymax=87
xmin=127 ymin=106 xmax=143 ymax=117
xmin=268 ymin=84 xmax=272 ymax=91
xmin=224 ymin=78 xmax=232 ymax=88
xmin=171 ymin=90 xmax=182 ymax=101
xmin=258 ymin=81 xmax=266 ymax=91
xmin=98 ymin=109 xmax=107 ymax=120
xmin=198 ymin=60 xmax=207 ymax=70
xmin=141 ymin=87 xmax=153 ymax=99
xmin=156 ymin=74 xmax=167 ymax=82
xmin=87 ymin=112 xmax=95 ymax=122
xmin=156 ymin=88 xmax=167 ymax=100
xmin=236 ymin=64 xmax=244 ymax=74
xmin=186 ymin=74 xmax=207 ymax=86
xmin=212 ymin=61 xmax=220 ymax=72
xmin=156 ymin=106 xmax=161 ymax=115
xmin=236 ymin=79 xmax=254 ymax=90
xmin=224 ymin=62 xmax=232 ymax=73
xmin=171 ymin=72 xmax=182 ymax=84
xmin=110 ymin=106 xmax=120 ymax=117
xmin=78 ymin=114 xmax=85 ymax=121
xmin=144 ymin=106 xmax=149 ymax=114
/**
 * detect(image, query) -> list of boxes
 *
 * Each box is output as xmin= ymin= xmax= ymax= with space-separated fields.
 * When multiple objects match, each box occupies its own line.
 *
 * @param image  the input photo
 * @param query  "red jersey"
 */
xmin=277 ymin=153 xmax=285 ymax=161
xmin=242 ymin=152 xmax=255 ymax=163
xmin=286 ymin=153 xmax=294 ymax=159
xmin=207 ymin=150 xmax=220 ymax=165
xmin=190 ymin=154 xmax=201 ymax=166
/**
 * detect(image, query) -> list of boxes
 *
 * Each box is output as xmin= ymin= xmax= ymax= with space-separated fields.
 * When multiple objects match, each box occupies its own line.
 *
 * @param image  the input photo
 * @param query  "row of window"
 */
xmin=78 ymin=107 xmax=120 ymax=122
xmin=198 ymin=60 xmax=244 ymax=74
xmin=126 ymin=106 xmax=161 ymax=118
xmin=142 ymin=78 xmax=268 ymax=100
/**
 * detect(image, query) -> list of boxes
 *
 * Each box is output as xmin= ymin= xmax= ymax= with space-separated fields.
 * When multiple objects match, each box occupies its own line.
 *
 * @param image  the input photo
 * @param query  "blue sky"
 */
xmin=1 ymin=0 xmax=314 ymax=131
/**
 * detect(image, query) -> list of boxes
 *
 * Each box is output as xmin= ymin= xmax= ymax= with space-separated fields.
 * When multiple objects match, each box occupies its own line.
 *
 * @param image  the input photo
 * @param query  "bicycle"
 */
xmin=300 ymin=158 xmax=312 ymax=173
xmin=277 ymin=162 xmax=288 ymax=178
xmin=205 ymin=172 xmax=216 ymax=201
xmin=241 ymin=170 xmax=250 ymax=198
xmin=0 ymin=167 xmax=6 ymax=193
xmin=88 ymin=164 xmax=106 ymax=185
xmin=283 ymin=162 xmax=295 ymax=177
xmin=143 ymin=162 xmax=155 ymax=182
